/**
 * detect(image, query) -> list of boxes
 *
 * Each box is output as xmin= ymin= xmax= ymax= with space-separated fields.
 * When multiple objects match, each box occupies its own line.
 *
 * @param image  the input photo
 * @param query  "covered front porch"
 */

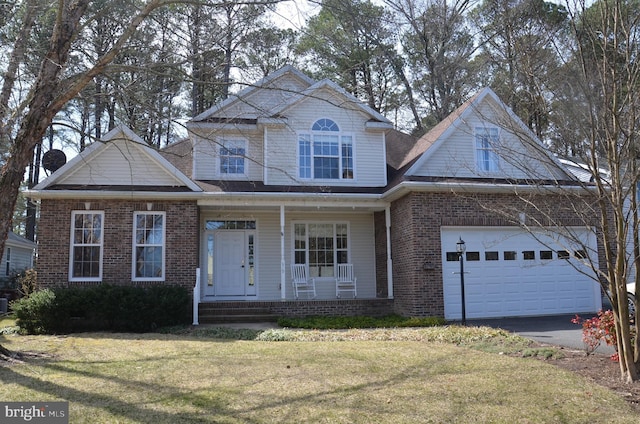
xmin=193 ymin=194 xmax=395 ymax=316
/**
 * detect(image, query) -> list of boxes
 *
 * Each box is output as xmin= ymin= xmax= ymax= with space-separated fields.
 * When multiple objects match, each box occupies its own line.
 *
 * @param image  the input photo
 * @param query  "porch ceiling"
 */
xmin=197 ymin=196 xmax=389 ymax=212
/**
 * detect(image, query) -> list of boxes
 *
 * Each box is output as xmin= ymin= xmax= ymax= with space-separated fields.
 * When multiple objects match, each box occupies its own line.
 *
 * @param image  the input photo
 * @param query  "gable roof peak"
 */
xmin=190 ymin=65 xmax=316 ymax=123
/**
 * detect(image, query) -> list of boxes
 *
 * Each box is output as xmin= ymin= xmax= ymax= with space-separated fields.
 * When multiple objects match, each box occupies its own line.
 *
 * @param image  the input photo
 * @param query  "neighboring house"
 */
xmin=1 ymin=232 xmax=36 ymax=283
xmin=28 ymin=66 xmax=603 ymax=321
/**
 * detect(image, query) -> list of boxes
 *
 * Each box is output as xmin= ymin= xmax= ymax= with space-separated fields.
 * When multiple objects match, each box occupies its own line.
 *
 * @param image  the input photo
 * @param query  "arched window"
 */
xmin=299 ymin=119 xmax=353 ymax=180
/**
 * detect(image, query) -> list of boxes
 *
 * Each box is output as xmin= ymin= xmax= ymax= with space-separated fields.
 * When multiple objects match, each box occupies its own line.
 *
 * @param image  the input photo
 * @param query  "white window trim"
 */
xmin=474 ymin=126 xmax=500 ymax=173
xmin=132 ymin=211 xmax=166 ymax=282
xmin=5 ymin=247 xmax=10 ymax=276
xmin=69 ymin=210 xmax=104 ymax=282
xmin=297 ymin=126 xmax=356 ymax=182
xmin=217 ymin=138 xmax=248 ymax=179
xmin=291 ymin=221 xmax=350 ymax=280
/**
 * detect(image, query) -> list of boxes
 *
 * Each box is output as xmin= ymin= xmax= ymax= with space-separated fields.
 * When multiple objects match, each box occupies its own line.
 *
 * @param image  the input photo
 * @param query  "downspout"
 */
xmin=280 ymin=205 xmax=286 ymax=299
xmin=385 ymin=206 xmax=393 ymax=298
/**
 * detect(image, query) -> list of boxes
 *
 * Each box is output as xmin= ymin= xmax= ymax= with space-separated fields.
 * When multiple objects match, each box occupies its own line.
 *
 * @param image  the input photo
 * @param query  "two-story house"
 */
xmin=29 ymin=66 xmax=603 ymax=322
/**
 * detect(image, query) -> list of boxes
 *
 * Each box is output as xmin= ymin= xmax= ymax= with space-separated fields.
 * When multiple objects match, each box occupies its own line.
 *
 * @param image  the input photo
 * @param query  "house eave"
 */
xmin=197 ymin=191 xmax=388 ymax=210
xmin=25 ymin=189 xmax=204 ymax=201
xmin=382 ymin=180 xmax=593 ymax=202
xmin=25 ymin=188 xmax=389 ymax=210
xmin=365 ymin=121 xmax=394 ymax=131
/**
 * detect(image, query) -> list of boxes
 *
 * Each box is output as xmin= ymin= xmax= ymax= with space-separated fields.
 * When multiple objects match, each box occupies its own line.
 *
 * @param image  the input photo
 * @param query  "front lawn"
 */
xmin=0 ymin=326 xmax=637 ymax=423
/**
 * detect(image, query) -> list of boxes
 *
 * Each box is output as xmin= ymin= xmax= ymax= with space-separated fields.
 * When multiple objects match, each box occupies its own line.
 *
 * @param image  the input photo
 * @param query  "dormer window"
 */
xmin=219 ymin=139 xmax=246 ymax=176
xmin=299 ymin=119 xmax=354 ymax=180
xmin=475 ymin=127 xmax=500 ymax=172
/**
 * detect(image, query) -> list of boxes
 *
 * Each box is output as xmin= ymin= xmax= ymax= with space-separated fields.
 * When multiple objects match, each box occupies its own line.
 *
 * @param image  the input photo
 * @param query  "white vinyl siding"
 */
xmin=192 ymin=132 xmax=263 ymax=180
xmin=2 ymin=245 xmax=34 ymax=277
xmin=410 ymin=101 xmax=569 ymax=181
xmin=264 ymin=92 xmax=386 ymax=186
xmin=59 ymin=141 xmax=179 ymax=186
xmin=69 ymin=211 xmax=104 ymax=282
xmin=201 ymin=211 xmax=377 ymax=300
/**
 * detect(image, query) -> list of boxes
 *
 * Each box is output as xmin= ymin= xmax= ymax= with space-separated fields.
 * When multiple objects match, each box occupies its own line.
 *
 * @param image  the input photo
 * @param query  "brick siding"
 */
xmin=37 ymin=199 xmax=199 ymax=291
xmin=383 ymin=191 xmax=602 ymax=318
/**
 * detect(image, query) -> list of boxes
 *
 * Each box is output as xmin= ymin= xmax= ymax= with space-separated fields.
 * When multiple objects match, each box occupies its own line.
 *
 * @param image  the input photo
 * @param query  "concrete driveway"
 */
xmin=468 ymin=314 xmax=616 ymax=355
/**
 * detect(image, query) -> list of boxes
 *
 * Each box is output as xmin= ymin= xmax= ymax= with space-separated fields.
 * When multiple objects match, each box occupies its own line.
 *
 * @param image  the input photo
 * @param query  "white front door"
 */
xmin=216 ymin=231 xmax=246 ymax=296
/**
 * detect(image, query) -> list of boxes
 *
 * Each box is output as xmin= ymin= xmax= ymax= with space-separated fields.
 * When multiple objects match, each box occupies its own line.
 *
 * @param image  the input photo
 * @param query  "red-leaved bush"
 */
xmin=572 ymin=310 xmax=619 ymax=361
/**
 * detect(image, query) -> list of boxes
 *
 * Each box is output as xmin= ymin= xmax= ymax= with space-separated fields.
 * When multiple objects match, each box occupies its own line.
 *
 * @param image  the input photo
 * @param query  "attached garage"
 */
xmin=441 ymin=227 xmax=602 ymax=320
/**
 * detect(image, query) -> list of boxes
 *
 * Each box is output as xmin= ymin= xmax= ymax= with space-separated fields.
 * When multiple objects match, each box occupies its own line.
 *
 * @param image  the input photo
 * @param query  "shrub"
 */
xmin=11 ymin=288 xmax=57 ymax=334
xmin=12 ymin=285 xmax=191 ymax=334
xmin=572 ymin=310 xmax=619 ymax=360
xmin=277 ymin=314 xmax=446 ymax=329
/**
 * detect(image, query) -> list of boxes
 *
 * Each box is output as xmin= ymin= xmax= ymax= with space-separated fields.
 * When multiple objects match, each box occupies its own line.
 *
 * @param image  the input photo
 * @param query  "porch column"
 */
xmin=280 ymin=205 xmax=286 ymax=299
xmin=385 ymin=206 xmax=393 ymax=299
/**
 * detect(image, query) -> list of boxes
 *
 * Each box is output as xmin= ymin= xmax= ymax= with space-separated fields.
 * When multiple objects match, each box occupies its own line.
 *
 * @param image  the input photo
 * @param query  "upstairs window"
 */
xmin=475 ymin=127 xmax=500 ymax=172
xmin=299 ymin=119 xmax=354 ymax=180
xmin=70 ymin=211 xmax=103 ymax=281
xmin=219 ymin=140 xmax=246 ymax=176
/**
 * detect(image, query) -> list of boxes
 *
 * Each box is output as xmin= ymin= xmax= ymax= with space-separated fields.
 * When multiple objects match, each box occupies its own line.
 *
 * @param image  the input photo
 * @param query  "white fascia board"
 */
xmin=32 ymin=142 xmax=105 ymax=189
xmin=133 ymin=144 xmax=202 ymax=192
xmin=186 ymin=121 xmax=258 ymax=131
xmin=365 ymin=121 xmax=394 ymax=131
xmin=190 ymin=65 xmax=315 ymax=122
xmin=25 ymin=189 xmax=204 ymax=201
xmin=26 ymin=189 xmax=388 ymax=210
xmin=197 ymin=192 xmax=387 ymax=209
xmin=6 ymin=238 xmax=36 ymax=250
xmin=404 ymin=89 xmax=491 ymax=177
xmin=383 ymin=180 xmax=593 ymax=203
xmin=257 ymin=117 xmax=288 ymax=127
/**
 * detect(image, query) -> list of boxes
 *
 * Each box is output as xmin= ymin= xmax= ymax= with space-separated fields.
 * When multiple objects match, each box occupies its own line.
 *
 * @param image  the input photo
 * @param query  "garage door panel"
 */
xmin=442 ymin=227 xmax=601 ymax=319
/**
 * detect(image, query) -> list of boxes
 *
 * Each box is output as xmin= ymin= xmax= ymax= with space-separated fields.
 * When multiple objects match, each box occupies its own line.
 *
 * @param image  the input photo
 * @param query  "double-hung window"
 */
xmin=475 ymin=127 xmax=500 ymax=172
xmin=219 ymin=140 xmax=246 ymax=176
xmin=298 ymin=119 xmax=354 ymax=180
xmin=70 ymin=211 xmax=104 ymax=281
xmin=133 ymin=212 xmax=165 ymax=281
xmin=293 ymin=222 xmax=349 ymax=278
xmin=5 ymin=247 xmax=10 ymax=276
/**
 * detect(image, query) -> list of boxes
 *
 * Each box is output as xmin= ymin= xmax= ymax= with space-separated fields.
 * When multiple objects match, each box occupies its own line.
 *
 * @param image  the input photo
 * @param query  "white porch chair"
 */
xmin=336 ymin=263 xmax=357 ymax=298
xmin=291 ymin=264 xmax=316 ymax=299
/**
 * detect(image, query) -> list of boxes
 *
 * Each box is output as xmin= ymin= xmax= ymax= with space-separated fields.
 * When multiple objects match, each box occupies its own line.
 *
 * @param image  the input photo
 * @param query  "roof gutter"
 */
xmin=25 ymin=189 xmax=389 ymax=209
xmin=382 ymin=180 xmax=595 ymax=202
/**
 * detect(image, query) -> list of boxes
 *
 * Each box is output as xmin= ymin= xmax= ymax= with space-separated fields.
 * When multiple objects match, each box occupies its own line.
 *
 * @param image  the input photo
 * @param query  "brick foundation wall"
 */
xmin=204 ymin=299 xmax=395 ymax=318
xmin=37 ymin=199 xmax=199 ymax=291
xmin=388 ymin=191 xmax=601 ymax=318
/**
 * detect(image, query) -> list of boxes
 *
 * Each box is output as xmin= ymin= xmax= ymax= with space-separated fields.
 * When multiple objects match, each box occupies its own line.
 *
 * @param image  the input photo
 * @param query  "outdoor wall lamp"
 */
xmin=456 ymin=237 xmax=467 ymax=325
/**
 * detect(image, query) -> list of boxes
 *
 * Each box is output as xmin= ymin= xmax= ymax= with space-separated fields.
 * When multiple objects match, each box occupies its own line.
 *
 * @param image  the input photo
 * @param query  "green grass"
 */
xmin=0 ymin=325 xmax=636 ymax=423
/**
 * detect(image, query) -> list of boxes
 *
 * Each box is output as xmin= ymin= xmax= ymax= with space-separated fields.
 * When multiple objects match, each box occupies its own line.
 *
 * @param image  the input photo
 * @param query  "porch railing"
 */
xmin=193 ymin=267 xmax=200 ymax=326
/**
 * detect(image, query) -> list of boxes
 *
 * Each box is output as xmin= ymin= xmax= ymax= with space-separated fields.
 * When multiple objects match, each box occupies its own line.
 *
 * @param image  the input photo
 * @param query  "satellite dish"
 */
xmin=42 ymin=149 xmax=67 ymax=173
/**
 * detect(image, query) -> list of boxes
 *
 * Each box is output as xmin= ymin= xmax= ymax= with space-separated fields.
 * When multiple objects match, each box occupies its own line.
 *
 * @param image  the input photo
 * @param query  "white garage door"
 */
xmin=441 ymin=227 xmax=601 ymax=320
